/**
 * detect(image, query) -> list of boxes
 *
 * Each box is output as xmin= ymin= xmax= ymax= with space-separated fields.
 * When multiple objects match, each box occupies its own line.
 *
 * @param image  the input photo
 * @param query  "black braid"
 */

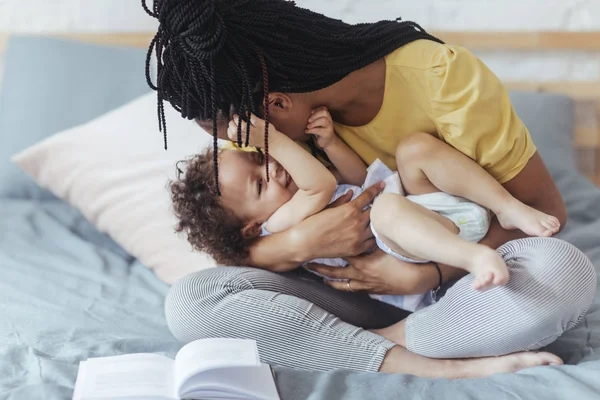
xmin=142 ymin=0 xmax=443 ymax=191
xmin=210 ymin=59 xmax=221 ymax=195
xmin=236 ymin=108 xmax=243 ymax=147
xmin=259 ymin=53 xmax=270 ymax=182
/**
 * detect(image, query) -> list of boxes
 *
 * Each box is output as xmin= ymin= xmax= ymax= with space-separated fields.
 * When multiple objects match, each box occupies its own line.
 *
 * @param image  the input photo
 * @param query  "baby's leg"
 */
xmin=371 ymin=193 xmax=509 ymax=291
xmin=395 ymin=133 xmax=560 ymax=237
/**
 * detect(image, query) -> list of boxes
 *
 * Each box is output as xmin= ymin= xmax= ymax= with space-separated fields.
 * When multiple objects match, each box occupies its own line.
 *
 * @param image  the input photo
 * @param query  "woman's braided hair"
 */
xmin=143 ymin=0 xmax=442 ymax=193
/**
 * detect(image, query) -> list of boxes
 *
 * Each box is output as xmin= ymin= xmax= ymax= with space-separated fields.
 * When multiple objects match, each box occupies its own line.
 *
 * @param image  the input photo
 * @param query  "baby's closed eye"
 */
xmin=257 ymin=178 xmax=264 ymax=195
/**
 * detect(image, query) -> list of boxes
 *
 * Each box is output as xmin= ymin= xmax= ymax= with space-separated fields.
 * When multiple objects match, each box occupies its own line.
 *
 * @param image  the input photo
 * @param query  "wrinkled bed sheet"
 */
xmin=0 ymin=177 xmax=599 ymax=400
xmin=0 ymin=200 xmax=180 ymax=399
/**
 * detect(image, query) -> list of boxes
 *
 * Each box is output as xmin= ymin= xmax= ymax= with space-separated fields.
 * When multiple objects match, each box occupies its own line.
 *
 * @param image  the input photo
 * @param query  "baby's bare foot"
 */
xmin=496 ymin=199 xmax=560 ymax=237
xmin=465 ymin=247 xmax=509 ymax=291
xmin=452 ymin=351 xmax=562 ymax=379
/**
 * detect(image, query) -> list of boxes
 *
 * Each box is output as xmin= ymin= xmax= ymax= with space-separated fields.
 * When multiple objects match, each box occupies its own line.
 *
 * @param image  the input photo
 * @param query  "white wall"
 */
xmin=0 ymin=0 xmax=599 ymax=81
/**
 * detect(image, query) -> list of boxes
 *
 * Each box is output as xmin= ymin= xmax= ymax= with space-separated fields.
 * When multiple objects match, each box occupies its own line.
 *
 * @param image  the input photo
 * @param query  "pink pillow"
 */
xmin=12 ymin=93 xmax=217 ymax=284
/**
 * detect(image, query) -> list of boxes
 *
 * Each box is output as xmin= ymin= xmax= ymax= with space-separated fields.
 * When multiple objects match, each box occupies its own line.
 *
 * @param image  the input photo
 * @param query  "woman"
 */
xmin=143 ymin=0 xmax=596 ymax=378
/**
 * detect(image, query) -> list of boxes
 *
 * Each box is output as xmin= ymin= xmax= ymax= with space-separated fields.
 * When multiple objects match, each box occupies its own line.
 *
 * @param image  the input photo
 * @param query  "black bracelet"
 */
xmin=431 ymin=262 xmax=443 ymax=301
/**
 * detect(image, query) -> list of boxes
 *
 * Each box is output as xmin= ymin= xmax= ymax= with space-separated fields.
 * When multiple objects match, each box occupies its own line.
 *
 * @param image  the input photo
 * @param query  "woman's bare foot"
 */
xmin=496 ymin=199 xmax=560 ymax=237
xmin=379 ymin=346 xmax=562 ymax=378
xmin=463 ymin=246 xmax=510 ymax=291
xmin=450 ymin=351 xmax=562 ymax=379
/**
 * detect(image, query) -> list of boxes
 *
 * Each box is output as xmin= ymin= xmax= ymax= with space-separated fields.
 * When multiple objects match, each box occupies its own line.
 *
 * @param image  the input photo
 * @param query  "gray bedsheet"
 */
xmin=1 ymin=175 xmax=599 ymax=400
xmin=0 ymin=200 xmax=181 ymax=399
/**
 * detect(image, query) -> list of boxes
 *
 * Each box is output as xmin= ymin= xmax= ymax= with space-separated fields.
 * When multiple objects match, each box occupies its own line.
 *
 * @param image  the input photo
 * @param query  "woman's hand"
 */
xmin=246 ymin=181 xmax=385 ymax=271
xmin=293 ymin=182 xmax=385 ymax=260
xmin=307 ymin=250 xmax=442 ymax=295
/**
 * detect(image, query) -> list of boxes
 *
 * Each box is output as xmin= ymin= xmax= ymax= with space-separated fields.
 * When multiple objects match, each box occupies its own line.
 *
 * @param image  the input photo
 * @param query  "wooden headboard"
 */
xmin=1 ymin=31 xmax=598 ymax=184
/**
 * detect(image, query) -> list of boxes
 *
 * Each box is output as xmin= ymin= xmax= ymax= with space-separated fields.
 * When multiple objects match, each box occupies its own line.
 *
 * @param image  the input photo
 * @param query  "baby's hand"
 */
xmin=306 ymin=107 xmax=338 ymax=149
xmin=227 ymin=114 xmax=275 ymax=149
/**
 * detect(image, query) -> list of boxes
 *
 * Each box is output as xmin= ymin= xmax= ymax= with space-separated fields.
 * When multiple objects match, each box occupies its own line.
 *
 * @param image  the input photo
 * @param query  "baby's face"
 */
xmin=218 ymin=149 xmax=298 ymax=226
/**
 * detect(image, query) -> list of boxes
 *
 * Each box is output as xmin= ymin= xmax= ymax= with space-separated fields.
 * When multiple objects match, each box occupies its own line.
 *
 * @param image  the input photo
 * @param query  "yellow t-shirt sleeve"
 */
xmin=427 ymin=44 xmax=536 ymax=183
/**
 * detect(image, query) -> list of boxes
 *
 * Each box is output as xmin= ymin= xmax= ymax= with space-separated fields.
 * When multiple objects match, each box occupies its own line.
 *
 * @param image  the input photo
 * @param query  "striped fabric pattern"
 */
xmin=165 ymin=237 xmax=596 ymax=372
xmin=405 ymin=237 xmax=596 ymax=358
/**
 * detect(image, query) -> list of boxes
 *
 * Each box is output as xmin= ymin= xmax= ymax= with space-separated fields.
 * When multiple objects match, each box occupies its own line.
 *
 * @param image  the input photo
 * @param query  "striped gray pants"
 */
xmin=165 ymin=237 xmax=596 ymax=372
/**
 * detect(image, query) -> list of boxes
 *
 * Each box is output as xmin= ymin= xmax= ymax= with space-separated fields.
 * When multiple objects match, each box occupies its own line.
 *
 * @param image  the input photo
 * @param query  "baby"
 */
xmin=171 ymin=108 xmax=560 ymax=312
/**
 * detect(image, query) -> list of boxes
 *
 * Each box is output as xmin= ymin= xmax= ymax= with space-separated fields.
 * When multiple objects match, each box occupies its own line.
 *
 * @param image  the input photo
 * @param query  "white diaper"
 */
xmin=372 ymin=191 xmax=491 ymax=264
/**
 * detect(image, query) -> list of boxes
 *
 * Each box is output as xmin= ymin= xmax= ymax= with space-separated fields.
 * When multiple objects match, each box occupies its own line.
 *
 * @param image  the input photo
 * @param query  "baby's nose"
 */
xmin=269 ymin=162 xmax=280 ymax=180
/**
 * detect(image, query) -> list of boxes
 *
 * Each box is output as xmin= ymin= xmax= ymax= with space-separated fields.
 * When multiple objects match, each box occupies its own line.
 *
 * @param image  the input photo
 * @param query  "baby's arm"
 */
xmin=307 ymin=107 xmax=367 ymax=186
xmin=322 ymin=140 xmax=367 ymax=186
xmin=228 ymin=115 xmax=336 ymax=234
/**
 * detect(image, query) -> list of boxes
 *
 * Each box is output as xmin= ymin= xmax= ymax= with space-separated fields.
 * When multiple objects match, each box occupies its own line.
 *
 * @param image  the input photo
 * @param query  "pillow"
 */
xmin=0 ymin=36 xmax=151 ymax=199
xmin=12 ymin=93 xmax=217 ymax=284
xmin=508 ymin=91 xmax=575 ymax=173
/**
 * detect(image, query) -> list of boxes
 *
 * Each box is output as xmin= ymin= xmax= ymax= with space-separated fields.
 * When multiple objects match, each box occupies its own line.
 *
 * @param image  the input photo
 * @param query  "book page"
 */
xmin=179 ymin=364 xmax=279 ymax=400
xmin=174 ymin=338 xmax=260 ymax=390
xmin=72 ymin=361 xmax=88 ymax=400
xmin=73 ymin=353 xmax=177 ymax=400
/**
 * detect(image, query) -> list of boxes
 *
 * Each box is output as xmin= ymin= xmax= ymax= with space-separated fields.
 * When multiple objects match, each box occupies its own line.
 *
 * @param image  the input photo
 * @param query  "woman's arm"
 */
xmin=307 ymin=250 xmax=450 ymax=295
xmin=307 ymin=107 xmax=367 ymax=186
xmin=246 ymin=183 xmax=385 ymax=272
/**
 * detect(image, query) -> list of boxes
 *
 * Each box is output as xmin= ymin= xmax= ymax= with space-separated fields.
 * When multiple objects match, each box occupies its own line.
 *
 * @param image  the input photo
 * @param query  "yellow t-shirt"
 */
xmin=334 ymin=39 xmax=536 ymax=183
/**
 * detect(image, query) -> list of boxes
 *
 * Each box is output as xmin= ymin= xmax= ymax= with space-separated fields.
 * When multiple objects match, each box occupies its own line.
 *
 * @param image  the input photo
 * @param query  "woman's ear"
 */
xmin=267 ymin=92 xmax=292 ymax=114
xmin=241 ymin=221 xmax=263 ymax=238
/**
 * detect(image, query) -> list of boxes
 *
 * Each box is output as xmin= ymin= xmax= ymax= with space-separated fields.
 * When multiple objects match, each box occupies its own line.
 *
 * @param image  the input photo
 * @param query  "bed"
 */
xmin=0 ymin=32 xmax=599 ymax=400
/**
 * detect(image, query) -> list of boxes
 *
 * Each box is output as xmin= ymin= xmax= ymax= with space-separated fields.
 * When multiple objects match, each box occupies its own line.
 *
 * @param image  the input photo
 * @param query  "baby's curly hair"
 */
xmin=170 ymin=148 xmax=257 ymax=266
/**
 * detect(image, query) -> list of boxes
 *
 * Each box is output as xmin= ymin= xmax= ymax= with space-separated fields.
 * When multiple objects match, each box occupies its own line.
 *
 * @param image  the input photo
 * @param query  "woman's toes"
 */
xmin=536 ymin=352 xmax=563 ymax=366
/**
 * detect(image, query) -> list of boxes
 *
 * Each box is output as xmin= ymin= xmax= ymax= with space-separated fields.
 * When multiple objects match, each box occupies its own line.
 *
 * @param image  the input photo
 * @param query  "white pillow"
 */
xmin=12 ymin=92 xmax=217 ymax=284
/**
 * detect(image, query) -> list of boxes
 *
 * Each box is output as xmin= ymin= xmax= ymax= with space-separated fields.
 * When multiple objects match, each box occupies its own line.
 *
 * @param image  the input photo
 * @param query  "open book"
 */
xmin=72 ymin=338 xmax=280 ymax=400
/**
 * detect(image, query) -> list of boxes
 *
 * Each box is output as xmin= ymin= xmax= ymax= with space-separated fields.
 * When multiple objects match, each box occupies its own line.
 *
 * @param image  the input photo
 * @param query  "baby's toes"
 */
xmin=541 ymin=217 xmax=560 ymax=233
xmin=549 ymin=216 xmax=561 ymax=230
xmin=538 ymin=225 xmax=554 ymax=237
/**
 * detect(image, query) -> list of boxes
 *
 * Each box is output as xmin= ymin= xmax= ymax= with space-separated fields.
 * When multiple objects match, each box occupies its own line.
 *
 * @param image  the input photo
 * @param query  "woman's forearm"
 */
xmin=246 ymin=229 xmax=308 ymax=272
xmin=247 ymin=184 xmax=383 ymax=273
xmin=396 ymin=261 xmax=466 ymax=294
